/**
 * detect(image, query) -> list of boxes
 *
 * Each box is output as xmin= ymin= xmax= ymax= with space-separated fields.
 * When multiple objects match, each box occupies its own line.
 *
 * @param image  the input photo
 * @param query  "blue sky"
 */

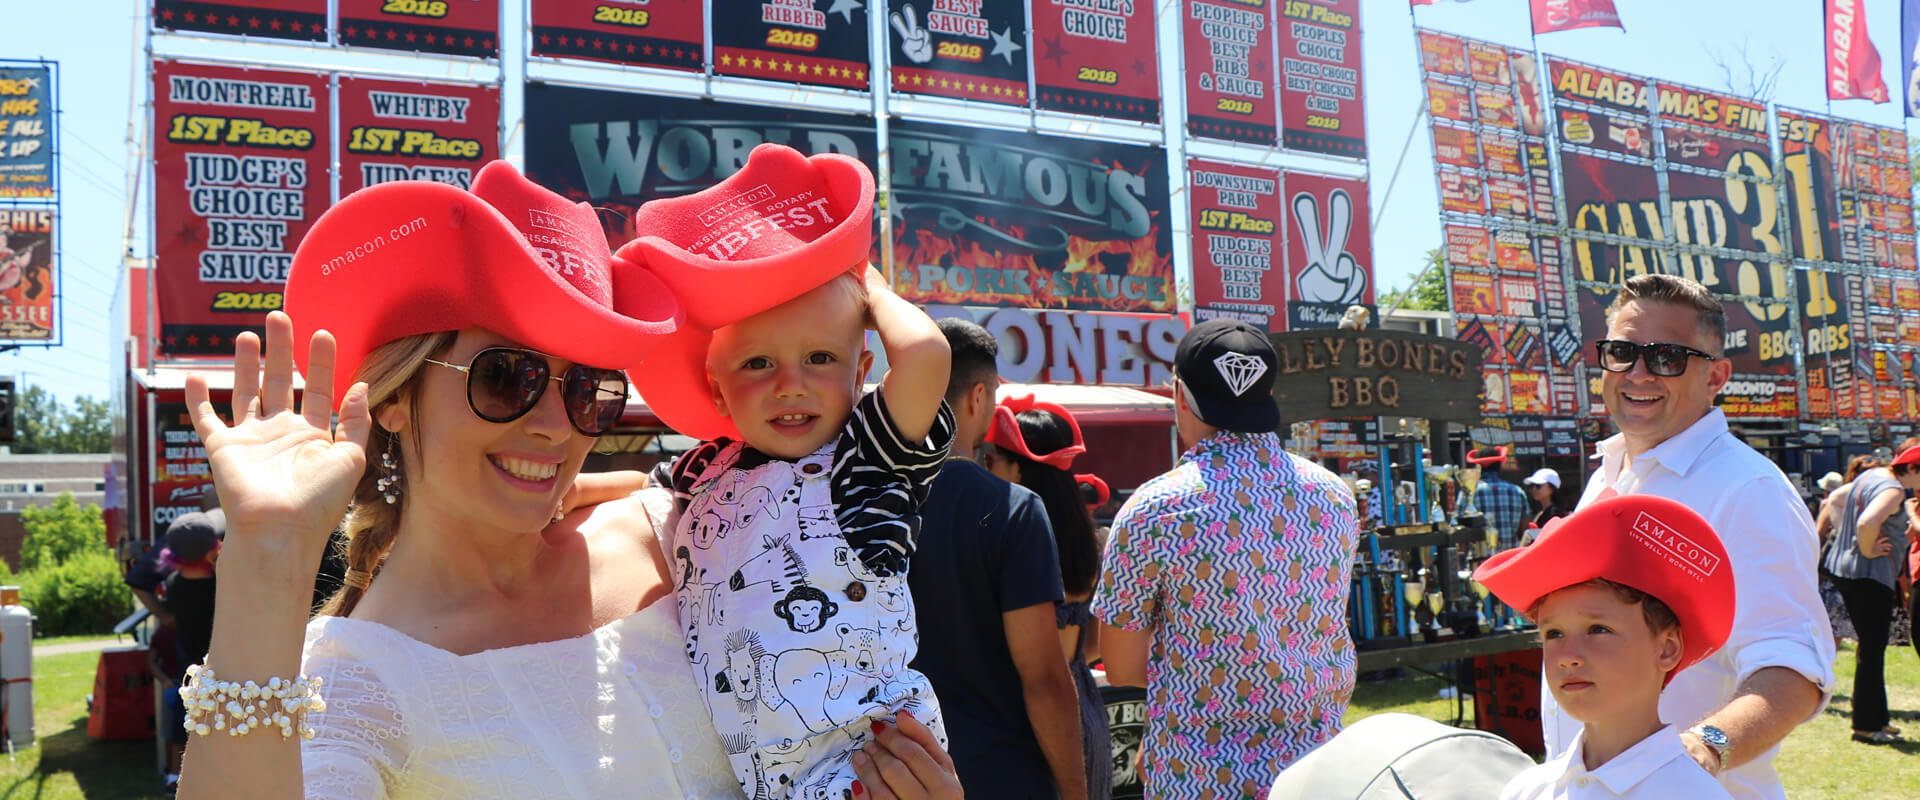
xmin=0 ymin=0 xmax=1914 ymax=406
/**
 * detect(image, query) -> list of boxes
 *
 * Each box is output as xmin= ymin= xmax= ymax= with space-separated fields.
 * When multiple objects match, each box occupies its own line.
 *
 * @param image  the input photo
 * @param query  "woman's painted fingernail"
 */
xmin=899 ymin=709 xmax=915 ymax=722
xmin=852 ymin=780 xmax=865 ymax=796
xmin=871 ymin=720 xmax=886 ymax=736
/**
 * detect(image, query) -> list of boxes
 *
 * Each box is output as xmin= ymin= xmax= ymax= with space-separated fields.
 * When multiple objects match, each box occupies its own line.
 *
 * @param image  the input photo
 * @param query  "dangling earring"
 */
xmin=375 ymin=433 xmax=402 ymax=504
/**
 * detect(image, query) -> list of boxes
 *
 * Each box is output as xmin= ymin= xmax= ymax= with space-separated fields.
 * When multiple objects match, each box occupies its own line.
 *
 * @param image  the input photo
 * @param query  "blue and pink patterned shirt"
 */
xmin=1092 ymin=431 xmax=1360 ymax=800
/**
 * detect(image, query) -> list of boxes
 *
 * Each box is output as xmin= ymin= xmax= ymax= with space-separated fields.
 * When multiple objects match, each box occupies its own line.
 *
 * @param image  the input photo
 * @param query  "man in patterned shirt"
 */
xmin=1469 ymin=446 xmax=1531 ymax=550
xmin=1093 ymin=319 xmax=1361 ymax=800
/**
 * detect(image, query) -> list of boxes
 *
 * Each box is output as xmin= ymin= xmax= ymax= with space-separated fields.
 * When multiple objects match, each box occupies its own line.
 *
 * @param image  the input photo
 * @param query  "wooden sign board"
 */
xmin=1269 ymin=329 xmax=1487 ymax=423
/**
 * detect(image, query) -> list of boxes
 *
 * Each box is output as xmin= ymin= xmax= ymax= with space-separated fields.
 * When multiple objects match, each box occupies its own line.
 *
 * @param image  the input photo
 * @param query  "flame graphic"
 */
xmin=891 ymin=223 xmax=1174 ymax=313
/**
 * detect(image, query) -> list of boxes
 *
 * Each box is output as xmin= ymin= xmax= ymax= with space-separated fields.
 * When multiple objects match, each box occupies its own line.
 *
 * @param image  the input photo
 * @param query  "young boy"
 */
xmin=1474 ymin=494 xmax=1737 ymax=800
xmin=620 ymin=144 xmax=952 ymax=800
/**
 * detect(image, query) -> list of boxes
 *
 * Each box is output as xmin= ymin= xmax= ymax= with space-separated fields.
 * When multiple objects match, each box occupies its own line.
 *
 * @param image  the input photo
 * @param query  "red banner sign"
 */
xmin=1530 ymin=0 xmax=1622 ymax=34
xmin=1283 ymin=171 xmax=1371 ymax=312
xmin=713 ymin=0 xmax=872 ymax=89
xmin=1189 ymin=160 xmax=1281 ymax=330
xmin=1277 ymin=0 xmax=1364 ymax=157
xmin=152 ymin=61 xmax=329 ymax=356
xmin=336 ymin=0 xmax=499 ymax=58
xmin=1030 ymin=0 xmax=1161 ymax=121
xmin=887 ymin=0 xmax=1030 ymax=106
xmin=1183 ymin=0 xmax=1277 ymax=144
xmin=338 ymin=78 xmax=499 ymax=195
xmin=153 ymin=1 xmax=326 ymax=42
xmin=0 ymin=207 xmax=56 ymax=342
xmin=1826 ymin=0 xmax=1890 ymax=103
xmin=530 ymin=0 xmax=705 ymax=71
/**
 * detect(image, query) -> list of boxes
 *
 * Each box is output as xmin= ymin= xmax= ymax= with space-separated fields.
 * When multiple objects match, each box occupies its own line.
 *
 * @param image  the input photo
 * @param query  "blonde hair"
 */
xmin=315 ymin=330 xmax=459 ymax=617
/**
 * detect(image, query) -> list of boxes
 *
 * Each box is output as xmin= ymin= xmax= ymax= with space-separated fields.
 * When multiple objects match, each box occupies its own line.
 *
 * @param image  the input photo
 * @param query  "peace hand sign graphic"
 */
xmin=1292 ymin=189 xmax=1367 ymax=306
xmin=891 ymin=4 xmax=934 ymax=64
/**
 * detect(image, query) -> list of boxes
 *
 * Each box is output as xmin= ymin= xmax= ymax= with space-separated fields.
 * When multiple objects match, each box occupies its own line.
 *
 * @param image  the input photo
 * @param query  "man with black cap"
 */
xmin=1092 ymin=319 xmax=1362 ymax=798
xmin=161 ymin=511 xmax=222 ymax=677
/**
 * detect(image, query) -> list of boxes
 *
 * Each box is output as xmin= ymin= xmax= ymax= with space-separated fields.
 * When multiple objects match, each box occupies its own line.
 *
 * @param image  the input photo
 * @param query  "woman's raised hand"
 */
xmin=185 ymin=311 xmax=372 ymax=563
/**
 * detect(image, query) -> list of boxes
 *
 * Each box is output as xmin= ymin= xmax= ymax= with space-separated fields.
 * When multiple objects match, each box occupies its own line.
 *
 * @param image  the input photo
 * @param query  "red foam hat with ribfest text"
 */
xmin=1472 ymin=494 xmax=1736 ymax=685
xmin=286 ymin=161 xmax=681 ymax=406
xmin=616 ymin=144 xmax=875 ymax=441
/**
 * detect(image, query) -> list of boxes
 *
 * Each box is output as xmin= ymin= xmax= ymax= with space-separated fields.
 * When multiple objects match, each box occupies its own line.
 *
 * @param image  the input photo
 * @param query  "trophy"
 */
xmin=1422 ymin=465 xmax=1456 ymax=524
xmin=1401 ymin=576 xmax=1426 ymax=637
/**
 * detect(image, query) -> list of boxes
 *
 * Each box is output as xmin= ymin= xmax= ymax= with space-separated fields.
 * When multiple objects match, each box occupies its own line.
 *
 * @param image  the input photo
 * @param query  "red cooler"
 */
xmin=87 ymin=647 xmax=155 ymax=740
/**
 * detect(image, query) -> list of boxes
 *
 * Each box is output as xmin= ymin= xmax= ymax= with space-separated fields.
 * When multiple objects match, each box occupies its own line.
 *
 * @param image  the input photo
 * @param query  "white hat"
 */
xmin=1522 ymin=468 xmax=1560 ymax=488
xmin=1816 ymin=472 xmax=1844 ymax=493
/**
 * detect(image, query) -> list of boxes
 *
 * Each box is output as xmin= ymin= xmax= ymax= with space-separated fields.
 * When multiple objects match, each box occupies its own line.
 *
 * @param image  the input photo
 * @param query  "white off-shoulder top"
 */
xmin=296 ymin=493 xmax=742 ymax=799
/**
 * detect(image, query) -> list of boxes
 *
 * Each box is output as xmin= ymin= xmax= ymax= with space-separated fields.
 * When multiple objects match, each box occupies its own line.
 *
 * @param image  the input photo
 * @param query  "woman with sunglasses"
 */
xmin=177 ymin=163 xmax=957 ymax=799
xmin=980 ymin=396 xmax=1112 ymax=800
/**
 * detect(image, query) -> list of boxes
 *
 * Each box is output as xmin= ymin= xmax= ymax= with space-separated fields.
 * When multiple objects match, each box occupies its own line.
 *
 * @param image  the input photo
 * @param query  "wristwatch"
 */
xmin=1687 ymin=724 xmax=1732 ymax=772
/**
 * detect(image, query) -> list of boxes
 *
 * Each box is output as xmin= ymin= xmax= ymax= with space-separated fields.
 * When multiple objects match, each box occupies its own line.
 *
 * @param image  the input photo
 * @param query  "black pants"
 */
xmin=1833 ymin=576 xmax=1896 ymax=732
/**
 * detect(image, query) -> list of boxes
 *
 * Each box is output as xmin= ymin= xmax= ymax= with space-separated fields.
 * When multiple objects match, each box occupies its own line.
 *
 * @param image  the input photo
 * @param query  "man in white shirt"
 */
xmin=1546 ymin=273 xmax=1835 ymax=800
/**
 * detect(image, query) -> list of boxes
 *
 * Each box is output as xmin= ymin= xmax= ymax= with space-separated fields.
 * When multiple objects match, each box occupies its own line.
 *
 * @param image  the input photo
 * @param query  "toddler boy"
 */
xmin=622 ymin=144 xmax=952 ymax=799
xmin=1475 ymin=494 xmax=1736 ymax=800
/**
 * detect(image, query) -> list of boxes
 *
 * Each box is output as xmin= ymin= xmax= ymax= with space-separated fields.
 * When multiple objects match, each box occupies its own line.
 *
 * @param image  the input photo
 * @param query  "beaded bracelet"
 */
xmin=180 ymin=663 xmax=326 ymax=740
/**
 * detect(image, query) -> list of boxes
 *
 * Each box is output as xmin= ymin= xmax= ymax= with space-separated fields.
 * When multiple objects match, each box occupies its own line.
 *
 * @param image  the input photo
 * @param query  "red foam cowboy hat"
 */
xmin=1465 ymin=446 xmax=1509 ymax=466
xmin=1473 ymin=494 xmax=1736 ymax=685
xmin=1894 ymin=445 xmax=1920 ymax=470
xmin=1077 ymin=473 xmax=1110 ymax=511
xmin=985 ymin=394 xmax=1087 ymax=471
xmin=616 ymin=144 xmax=875 ymax=441
xmin=286 ymin=161 xmax=680 ymax=405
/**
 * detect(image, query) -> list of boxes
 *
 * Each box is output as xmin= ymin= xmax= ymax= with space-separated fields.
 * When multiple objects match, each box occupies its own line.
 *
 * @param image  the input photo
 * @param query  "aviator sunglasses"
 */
xmin=424 ymin=347 xmax=630 ymax=436
xmin=1593 ymin=339 xmax=1718 ymax=378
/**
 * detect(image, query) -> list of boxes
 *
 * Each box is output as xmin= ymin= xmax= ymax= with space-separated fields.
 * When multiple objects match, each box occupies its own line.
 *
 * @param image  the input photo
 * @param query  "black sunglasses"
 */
xmin=1593 ymin=339 xmax=1718 ymax=378
xmin=424 ymin=347 xmax=629 ymax=436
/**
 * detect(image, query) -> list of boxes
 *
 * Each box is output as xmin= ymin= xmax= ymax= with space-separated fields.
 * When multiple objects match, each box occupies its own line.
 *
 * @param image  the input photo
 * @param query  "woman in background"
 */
xmin=981 ymin=395 xmax=1112 ymax=800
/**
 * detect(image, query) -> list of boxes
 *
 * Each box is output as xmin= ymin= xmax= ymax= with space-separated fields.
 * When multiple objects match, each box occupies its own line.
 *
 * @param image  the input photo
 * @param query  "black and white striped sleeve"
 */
xmin=831 ymin=389 xmax=956 ymax=577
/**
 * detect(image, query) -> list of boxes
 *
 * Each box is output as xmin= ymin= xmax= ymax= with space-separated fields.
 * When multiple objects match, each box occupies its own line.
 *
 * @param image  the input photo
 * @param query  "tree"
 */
xmin=11 ymin=386 xmax=110 ymax=454
xmin=1708 ymin=35 xmax=1785 ymax=104
xmin=1380 ymin=248 xmax=1450 ymax=312
xmin=19 ymin=492 xmax=107 ymax=572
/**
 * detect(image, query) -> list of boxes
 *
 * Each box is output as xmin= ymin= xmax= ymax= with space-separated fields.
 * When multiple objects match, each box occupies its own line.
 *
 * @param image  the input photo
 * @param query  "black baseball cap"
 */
xmin=1173 ymin=318 xmax=1280 ymax=434
xmin=164 ymin=510 xmax=225 ymax=563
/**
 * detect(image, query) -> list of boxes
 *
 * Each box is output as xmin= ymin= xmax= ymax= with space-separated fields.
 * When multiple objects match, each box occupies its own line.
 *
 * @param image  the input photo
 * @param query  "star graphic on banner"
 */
xmin=345 ymin=24 xmax=359 ymax=37
xmin=226 ymin=14 xmax=239 ymax=27
xmin=827 ymin=0 xmax=862 ymax=25
xmin=174 ymin=221 xmax=204 ymax=248
xmin=425 ymin=33 xmax=439 ymax=45
xmin=1039 ymin=34 xmax=1067 ymax=68
xmin=1132 ymin=58 xmax=1148 ymax=77
xmin=989 ymin=26 xmax=1022 ymax=65
xmin=248 ymin=17 xmax=261 ymax=29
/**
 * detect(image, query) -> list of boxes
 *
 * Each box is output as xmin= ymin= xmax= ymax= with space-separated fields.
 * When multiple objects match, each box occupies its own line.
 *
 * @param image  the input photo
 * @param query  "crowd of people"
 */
xmin=140 ymin=151 xmax=1897 ymax=800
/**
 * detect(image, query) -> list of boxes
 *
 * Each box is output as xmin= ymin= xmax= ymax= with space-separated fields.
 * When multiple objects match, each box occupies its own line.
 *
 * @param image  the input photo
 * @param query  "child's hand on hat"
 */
xmin=861 ymin=264 xmax=895 ymax=326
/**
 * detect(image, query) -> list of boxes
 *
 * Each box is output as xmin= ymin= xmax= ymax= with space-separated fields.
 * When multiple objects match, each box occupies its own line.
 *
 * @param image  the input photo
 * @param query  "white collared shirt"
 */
xmin=1544 ymin=409 xmax=1835 ymax=800
xmin=1502 ymin=726 xmax=1733 ymax=800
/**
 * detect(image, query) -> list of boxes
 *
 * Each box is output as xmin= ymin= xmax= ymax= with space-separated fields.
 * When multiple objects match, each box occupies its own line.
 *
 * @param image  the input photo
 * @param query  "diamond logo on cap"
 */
xmin=1213 ymin=352 xmax=1268 ymax=397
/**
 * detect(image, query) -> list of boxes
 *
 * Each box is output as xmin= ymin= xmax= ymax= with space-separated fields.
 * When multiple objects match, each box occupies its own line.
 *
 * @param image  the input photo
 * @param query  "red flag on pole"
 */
xmin=1827 ymin=0 xmax=1891 ymax=103
xmin=1530 ymin=0 xmax=1623 ymax=33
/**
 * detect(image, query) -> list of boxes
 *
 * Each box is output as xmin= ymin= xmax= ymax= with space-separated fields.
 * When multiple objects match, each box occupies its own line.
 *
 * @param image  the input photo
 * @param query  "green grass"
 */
xmin=6 ymin=635 xmax=1918 ymax=798
xmin=0 ymin=642 xmax=168 ymax=800
xmin=1351 ymin=640 xmax=1920 ymax=800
